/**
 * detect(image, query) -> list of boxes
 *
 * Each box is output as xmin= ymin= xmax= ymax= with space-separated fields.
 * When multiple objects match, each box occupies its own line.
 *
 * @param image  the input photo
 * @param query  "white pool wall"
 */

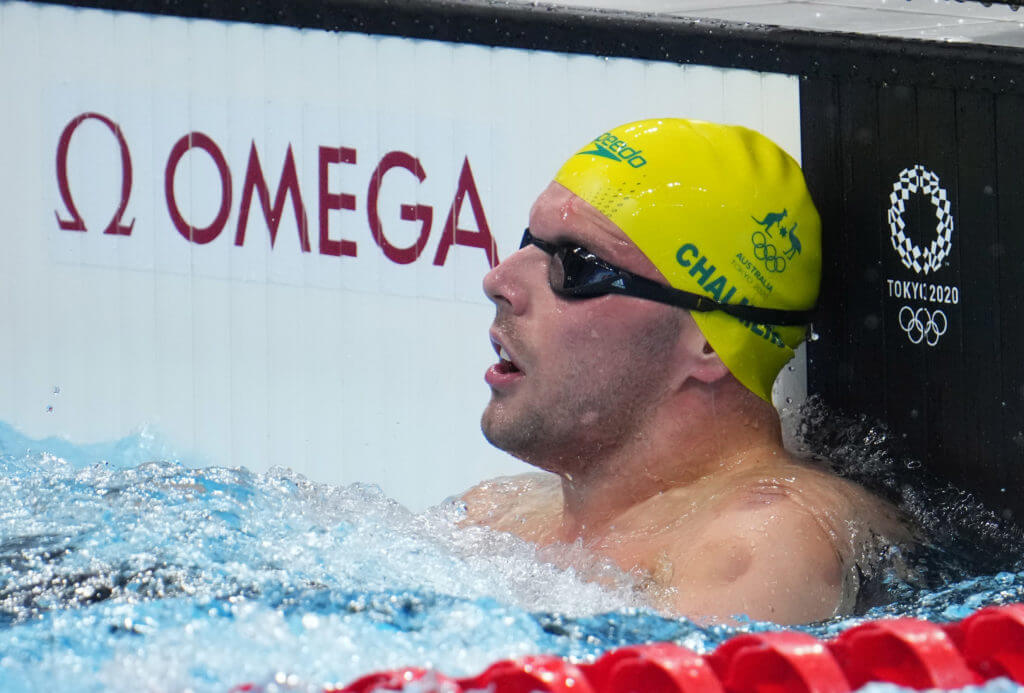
xmin=0 ymin=0 xmax=805 ymax=509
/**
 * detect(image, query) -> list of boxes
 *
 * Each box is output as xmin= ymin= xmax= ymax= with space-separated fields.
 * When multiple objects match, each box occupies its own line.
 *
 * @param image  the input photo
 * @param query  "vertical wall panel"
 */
xmin=995 ymin=94 xmax=1024 ymax=515
xmin=805 ymin=77 xmax=1024 ymax=517
xmin=914 ymin=88 xmax=963 ymax=478
xmin=840 ymin=80 xmax=885 ymax=413
xmin=801 ymin=78 xmax=844 ymax=408
xmin=953 ymin=90 xmax=1000 ymax=486
xmin=877 ymin=84 xmax=924 ymax=456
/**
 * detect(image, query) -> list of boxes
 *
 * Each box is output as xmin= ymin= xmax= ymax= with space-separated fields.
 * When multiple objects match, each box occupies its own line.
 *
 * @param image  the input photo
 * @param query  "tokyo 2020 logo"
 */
xmin=885 ymin=165 xmax=958 ymax=348
xmin=887 ymin=165 xmax=954 ymax=276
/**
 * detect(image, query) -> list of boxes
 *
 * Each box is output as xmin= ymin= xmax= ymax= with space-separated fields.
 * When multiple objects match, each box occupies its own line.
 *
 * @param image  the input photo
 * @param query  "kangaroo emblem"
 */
xmin=780 ymin=222 xmax=802 ymax=260
xmin=751 ymin=209 xmax=788 ymax=235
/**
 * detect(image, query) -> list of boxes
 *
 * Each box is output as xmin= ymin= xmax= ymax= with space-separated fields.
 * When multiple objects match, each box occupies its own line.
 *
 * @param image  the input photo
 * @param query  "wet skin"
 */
xmin=464 ymin=182 xmax=910 ymax=625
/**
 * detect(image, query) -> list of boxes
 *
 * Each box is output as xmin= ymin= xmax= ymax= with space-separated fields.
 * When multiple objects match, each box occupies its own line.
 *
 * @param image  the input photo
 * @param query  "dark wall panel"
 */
xmin=804 ymin=78 xmax=1023 ymax=517
xmin=954 ymin=90 xmax=1000 ymax=487
xmin=995 ymin=94 xmax=1024 ymax=514
xmin=801 ymin=78 xmax=846 ymax=405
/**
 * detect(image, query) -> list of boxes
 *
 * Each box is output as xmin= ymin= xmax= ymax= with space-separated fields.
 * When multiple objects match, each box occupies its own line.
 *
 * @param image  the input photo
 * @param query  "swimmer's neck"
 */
xmin=547 ymin=387 xmax=786 ymax=543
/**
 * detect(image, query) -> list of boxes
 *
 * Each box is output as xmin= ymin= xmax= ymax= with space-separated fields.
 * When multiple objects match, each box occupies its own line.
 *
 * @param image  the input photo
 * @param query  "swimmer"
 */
xmin=462 ymin=119 xmax=910 ymax=625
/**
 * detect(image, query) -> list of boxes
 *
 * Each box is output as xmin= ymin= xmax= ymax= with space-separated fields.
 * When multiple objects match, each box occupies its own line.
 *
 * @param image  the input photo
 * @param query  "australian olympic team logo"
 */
xmin=898 ymin=305 xmax=948 ymax=347
xmin=887 ymin=166 xmax=954 ymax=275
xmin=750 ymin=209 xmax=801 ymax=274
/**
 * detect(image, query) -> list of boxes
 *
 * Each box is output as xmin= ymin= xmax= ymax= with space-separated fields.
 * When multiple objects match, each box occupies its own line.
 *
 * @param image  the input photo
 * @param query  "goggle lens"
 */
xmin=548 ymin=251 xmax=567 ymax=291
xmin=519 ymin=228 xmax=628 ymax=297
xmin=556 ymin=248 xmax=616 ymax=296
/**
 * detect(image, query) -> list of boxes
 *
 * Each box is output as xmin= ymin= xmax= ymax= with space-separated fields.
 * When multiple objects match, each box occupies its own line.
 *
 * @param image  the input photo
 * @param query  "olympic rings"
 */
xmin=898 ymin=305 xmax=948 ymax=347
xmin=751 ymin=231 xmax=786 ymax=273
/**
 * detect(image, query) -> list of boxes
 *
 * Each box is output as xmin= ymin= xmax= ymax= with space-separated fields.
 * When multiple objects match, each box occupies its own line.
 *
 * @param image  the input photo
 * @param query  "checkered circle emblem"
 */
xmin=887 ymin=166 xmax=954 ymax=275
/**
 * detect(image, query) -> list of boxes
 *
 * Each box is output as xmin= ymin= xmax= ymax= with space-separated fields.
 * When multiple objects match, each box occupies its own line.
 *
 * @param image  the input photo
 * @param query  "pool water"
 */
xmin=1 ymin=411 xmax=1023 ymax=692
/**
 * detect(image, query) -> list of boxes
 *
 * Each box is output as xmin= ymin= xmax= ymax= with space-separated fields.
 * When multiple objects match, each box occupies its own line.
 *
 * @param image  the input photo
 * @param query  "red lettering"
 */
xmin=234 ymin=142 xmax=311 ymax=251
xmin=318 ymin=146 xmax=358 ymax=257
xmin=165 ymin=132 xmax=232 ymax=245
xmin=367 ymin=151 xmax=432 ymax=265
xmin=432 ymin=158 xmax=498 ymax=268
xmin=54 ymin=112 xmax=134 ymax=235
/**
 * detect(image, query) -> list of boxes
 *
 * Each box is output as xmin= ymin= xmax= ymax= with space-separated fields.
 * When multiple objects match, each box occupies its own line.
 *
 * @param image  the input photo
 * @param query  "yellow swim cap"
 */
xmin=553 ymin=119 xmax=821 ymax=402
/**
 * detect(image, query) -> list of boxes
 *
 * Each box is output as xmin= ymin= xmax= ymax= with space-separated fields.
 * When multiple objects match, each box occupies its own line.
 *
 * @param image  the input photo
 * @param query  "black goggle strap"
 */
xmin=519 ymin=228 xmax=815 ymax=328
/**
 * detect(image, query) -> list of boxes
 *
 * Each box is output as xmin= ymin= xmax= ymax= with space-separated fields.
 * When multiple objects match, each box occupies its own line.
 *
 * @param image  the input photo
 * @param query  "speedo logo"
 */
xmin=579 ymin=133 xmax=648 ymax=168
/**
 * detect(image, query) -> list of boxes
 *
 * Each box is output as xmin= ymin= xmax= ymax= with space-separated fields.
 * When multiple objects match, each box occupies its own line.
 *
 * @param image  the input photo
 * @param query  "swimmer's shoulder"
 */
xmin=459 ymin=472 xmax=562 ymax=539
xmin=768 ymin=456 xmax=912 ymax=541
xmin=649 ymin=454 xmax=915 ymax=623
xmin=658 ymin=467 xmax=851 ymax=623
xmin=723 ymin=454 xmax=908 ymax=529
xmin=714 ymin=455 xmax=914 ymax=570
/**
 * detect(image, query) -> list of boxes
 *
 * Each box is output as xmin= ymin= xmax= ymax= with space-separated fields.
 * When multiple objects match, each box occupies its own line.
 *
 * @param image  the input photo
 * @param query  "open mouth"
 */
xmin=495 ymin=345 xmax=521 ymax=375
xmin=491 ymin=339 xmax=522 ymax=375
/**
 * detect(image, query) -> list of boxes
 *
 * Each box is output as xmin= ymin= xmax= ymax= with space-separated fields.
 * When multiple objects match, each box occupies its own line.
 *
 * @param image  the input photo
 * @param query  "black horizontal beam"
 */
xmin=30 ymin=0 xmax=1024 ymax=94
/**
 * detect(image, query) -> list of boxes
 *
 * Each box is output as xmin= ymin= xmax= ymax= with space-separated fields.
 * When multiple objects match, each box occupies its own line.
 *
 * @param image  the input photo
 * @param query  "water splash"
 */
xmin=2 ymin=417 xmax=1024 ymax=691
xmin=0 ymin=434 xmax=656 ymax=691
xmin=793 ymin=396 xmax=1024 ymax=609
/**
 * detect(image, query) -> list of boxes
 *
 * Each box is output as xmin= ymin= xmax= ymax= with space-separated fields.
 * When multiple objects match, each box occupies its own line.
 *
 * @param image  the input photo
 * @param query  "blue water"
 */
xmin=1 ymin=418 xmax=1023 ymax=692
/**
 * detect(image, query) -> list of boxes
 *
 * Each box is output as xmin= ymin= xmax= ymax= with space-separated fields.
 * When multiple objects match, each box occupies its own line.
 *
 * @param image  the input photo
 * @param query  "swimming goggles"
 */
xmin=520 ymin=228 xmax=815 ymax=326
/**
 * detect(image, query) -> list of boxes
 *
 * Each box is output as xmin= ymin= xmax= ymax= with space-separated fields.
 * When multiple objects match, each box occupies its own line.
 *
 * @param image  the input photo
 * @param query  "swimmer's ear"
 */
xmin=670 ymin=314 xmax=730 ymax=388
xmin=687 ymin=340 xmax=730 ymax=385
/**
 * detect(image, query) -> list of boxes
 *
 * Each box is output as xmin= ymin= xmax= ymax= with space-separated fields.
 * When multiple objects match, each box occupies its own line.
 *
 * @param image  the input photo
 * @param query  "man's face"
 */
xmin=480 ymin=182 xmax=691 ymax=471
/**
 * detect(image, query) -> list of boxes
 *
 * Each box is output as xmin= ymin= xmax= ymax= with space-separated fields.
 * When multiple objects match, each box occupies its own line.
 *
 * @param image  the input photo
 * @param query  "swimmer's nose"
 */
xmin=483 ymin=247 xmax=537 ymax=316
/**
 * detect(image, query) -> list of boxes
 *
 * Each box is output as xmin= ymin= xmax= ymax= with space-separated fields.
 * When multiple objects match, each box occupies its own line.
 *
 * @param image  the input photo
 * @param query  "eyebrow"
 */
xmin=535 ymin=228 xmax=613 ymax=260
xmin=530 ymin=209 xmax=640 ymax=266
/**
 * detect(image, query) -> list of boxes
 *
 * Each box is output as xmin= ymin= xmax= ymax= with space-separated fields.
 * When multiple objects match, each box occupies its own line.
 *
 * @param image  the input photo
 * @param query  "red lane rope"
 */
xmin=231 ymin=604 xmax=1024 ymax=693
